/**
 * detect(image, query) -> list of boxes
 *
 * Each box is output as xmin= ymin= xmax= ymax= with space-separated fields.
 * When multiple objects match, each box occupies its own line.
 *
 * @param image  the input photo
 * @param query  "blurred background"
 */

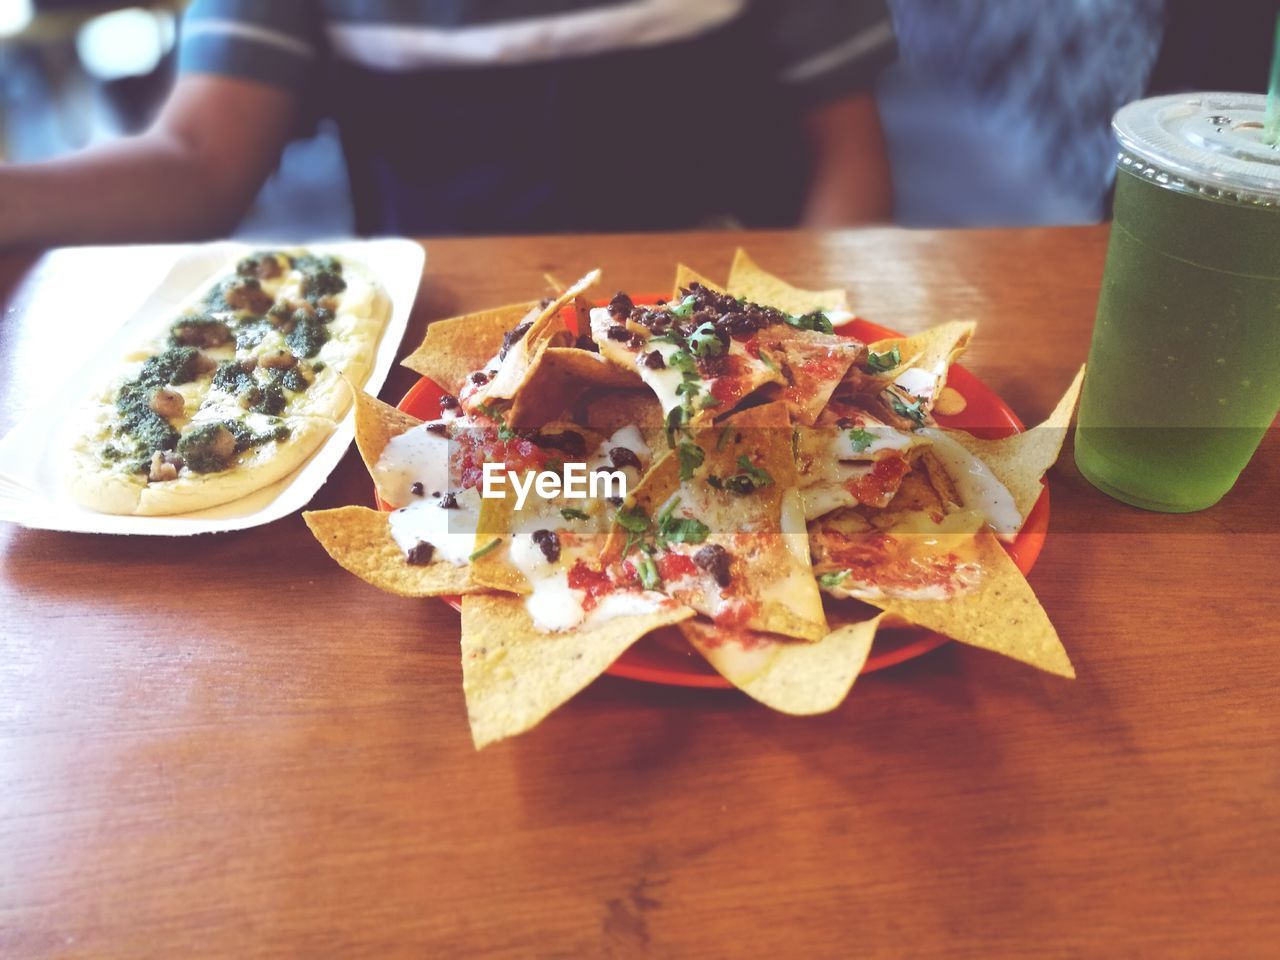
xmin=0 ymin=0 xmax=1273 ymax=238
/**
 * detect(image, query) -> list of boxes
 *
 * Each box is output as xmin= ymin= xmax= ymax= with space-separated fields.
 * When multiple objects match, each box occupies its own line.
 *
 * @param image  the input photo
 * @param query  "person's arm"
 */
xmin=0 ymin=74 xmax=298 ymax=248
xmin=801 ymin=92 xmax=894 ymax=227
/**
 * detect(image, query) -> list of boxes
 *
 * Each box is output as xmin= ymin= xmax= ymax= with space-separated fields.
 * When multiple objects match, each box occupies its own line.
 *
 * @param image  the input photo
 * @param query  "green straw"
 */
xmin=1266 ymin=12 xmax=1280 ymax=144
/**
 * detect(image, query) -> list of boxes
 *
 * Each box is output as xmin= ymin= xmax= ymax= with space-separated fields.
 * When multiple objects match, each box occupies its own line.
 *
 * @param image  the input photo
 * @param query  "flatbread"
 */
xmin=67 ymin=250 xmax=390 ymax=516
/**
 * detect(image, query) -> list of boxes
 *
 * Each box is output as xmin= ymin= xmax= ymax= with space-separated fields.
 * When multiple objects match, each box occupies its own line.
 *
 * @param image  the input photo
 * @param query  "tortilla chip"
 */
xmin=727 ymin=248 xmax=848 ymax=316
xmin=401 ymin=301 xmax=541 ymax=394
xmin=753 ymin=326 xmax=863 ymax=425
xmin=860 ymin=531 xmax=1074 ymax=678
xmin=941 ymin=366 xmax=1085 ymax=522
xmin=468 ymin=492 xmax=528 ymax=594
xmin=507 ymin=346 xmax=642 ymax=429
xmin=461 ymin=592 xmax=694 ymax=748
xmin=579 ymin=388 xmax=669 ymax=455
xmin=473 ymin=269 xmax=601 ymax=407
xmin=672 ymin=263 xmax=726 ymax=299
xmin=525 ymin=269 xmax=601 ymax=344
xmin=857 ymin=321 xmax=976 ymax=397
xmin=353 ymin=388 xmax=422 ymax=480
xmin=303 ymin=506 xmax=476 ymax=597
xmin=612 ymin=401 xmax=827 ymax=641
xmin=679 ymin=613 xmax=882 ymax=714
xmin=885 ymin=459 xmax=953 ymax=515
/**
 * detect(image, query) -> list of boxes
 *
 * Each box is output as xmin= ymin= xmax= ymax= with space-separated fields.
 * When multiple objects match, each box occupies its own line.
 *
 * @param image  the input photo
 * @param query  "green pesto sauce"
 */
xmin=108 ymin=346 xmax=207 ymax=471
xmin=211 ymin=360 xmax=309 ymax=415
xmin=292 ymin=254 xmax=346 ymax=303
xmin=233 ymin=318 xmax=273 ymax=350
xmin=177 ymin=418 xmax=290 ymax=474
xmin=285 ymin=315 xmax=329 ymax=358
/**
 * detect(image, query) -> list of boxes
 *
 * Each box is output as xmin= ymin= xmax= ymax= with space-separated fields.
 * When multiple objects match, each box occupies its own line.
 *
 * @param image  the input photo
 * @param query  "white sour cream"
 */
xmin=373 ymin=421 xmax=454 ymax=507
xmin=917 ymin=427 xmax=1022 ymax=538
xmin=387 ymin=486 xmax=483 ymax=565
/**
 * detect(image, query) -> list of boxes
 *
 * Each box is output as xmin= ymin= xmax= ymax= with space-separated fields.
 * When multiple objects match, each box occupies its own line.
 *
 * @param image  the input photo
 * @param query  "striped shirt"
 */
xmin=180 ymin=0 xmax=897 ymax=234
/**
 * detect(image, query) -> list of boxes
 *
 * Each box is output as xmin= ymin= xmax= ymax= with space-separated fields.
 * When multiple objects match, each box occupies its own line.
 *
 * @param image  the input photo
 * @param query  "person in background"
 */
xmin=879 ymin=0 xmax=1164 ymax=227
xmin=0 ymin=1 xmax=896 ymax=246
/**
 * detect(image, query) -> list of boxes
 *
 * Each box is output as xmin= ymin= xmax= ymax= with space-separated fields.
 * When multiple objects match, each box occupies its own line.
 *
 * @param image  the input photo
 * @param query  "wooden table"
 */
xmin=2 ymin=229 xmax=1277 ymax=959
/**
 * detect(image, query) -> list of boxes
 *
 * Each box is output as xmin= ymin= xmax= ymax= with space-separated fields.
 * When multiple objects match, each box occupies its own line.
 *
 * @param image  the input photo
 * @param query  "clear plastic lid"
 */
xmin=1114 ymin=92 xmax=1280 ymax=205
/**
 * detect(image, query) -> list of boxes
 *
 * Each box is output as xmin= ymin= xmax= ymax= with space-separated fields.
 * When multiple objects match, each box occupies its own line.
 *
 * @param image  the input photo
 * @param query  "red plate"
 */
xmin=384 ymin=309 xmax=1048 ymax=688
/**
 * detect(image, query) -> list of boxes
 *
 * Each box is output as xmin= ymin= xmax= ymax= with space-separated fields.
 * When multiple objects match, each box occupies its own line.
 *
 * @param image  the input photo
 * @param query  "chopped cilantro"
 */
xmin=677 ymin=441 xmax=705 ymax=481
xmin=818 ymin=570 xmax=850 ymax=588
xmin=468 ymin=538 xmax=502 ymax=561
xmin=635 ymin=552 xmax=661 ymax=590
xmin=847 ymin=428 xmax=876 ymax=453
xmin=616 ymin=506 xmax=650 ymax=533
xmin=675 ymin=380 xmax=701 ymax=398
xmin=664 ymin=405 xmax=686 ymax=445
xmin=659 ymin=514 xmax=709 ymax=545
xmin=688 ymin=321 xmax=726 ymax=358
xmin=668 ymin=294 xmax=698 ymax=318
xmin=784 ymin=311 xmax=834 ymax=334
xmin=649 ymin=330 xmax=685 ymax=347
xmin=667 ymin=349 xmax=698 ymax=374
xmin=560 ymin=507 xmax=590 ymax=522
xmin=720 ymin=455 xmax=774 ymax=495
xmin=866 ymin=345 xmax=901 ymax=373
xmin=888 ymin=392 xmax=927 ymax=426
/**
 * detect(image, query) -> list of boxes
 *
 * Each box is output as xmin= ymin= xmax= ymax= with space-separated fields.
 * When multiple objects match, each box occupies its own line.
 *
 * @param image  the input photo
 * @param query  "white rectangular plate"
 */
xmin=0 ymin=238 xmax=423 ymax=535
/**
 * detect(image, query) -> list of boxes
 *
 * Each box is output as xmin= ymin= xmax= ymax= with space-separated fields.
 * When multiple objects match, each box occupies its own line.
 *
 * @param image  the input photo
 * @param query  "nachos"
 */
xmin=305 ymin=253 xmax=1084 ymax=747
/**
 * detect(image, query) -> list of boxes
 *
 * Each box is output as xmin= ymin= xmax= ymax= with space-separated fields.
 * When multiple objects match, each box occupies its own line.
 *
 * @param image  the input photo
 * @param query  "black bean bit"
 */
xmin=605 ymin=325 xmax=631 ymax=342
xmin=410 ymin=482 xmax=425 ymax=497
xmin=835 ymin=418 xmax=854 ymax=430
xmin=608 ymin=291 xmax=634 ymax=320
xmin=469 ymin=371 xmax=489 ymax=385
xmin=498 ymin=321 xmax=533 ymax=360
xmin=642 ymin=350 xmax=665 ymax=370
xmin=531 ymin=528 xmax=561 ymax=563
xmin=606 ymin=496 xmax=624 ymax=507
xmin=406 ymin=541 xmax=435 ymax=565
xmin=439 ymin=394 xmax=459 ymax=409
xmin=439 ymin=491 xmax=459 ymax=509
xmin=609 ymin=447 xmax=643 ymax=471
xmin=694 ymin=544 xmax=733 ymax=588
xmin=575 ymin=334 xmax=599 ymax=353
xmin=426 ymin=421 xmax=449 ymax=435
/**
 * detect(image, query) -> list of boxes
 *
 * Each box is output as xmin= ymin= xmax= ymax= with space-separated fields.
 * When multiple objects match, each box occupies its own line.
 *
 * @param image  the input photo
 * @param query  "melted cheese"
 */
xmin=917 ymin=427 xmax=1022 ymax=538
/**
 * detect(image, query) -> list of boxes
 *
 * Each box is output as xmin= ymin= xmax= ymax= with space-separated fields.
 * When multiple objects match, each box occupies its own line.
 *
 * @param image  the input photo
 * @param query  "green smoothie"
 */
xmin=1075 ymin=95 xmax=1280 ymax=512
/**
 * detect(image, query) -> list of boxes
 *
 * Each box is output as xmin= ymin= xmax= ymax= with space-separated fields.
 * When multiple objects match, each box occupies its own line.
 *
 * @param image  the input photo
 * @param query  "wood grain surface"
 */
xmin=1 ymin=229 xmax=1277 ymax=959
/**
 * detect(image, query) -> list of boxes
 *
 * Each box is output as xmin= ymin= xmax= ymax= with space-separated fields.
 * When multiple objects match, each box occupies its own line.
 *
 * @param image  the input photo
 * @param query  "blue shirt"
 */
xmin=179 ymin=0 xmax=896 ymax=234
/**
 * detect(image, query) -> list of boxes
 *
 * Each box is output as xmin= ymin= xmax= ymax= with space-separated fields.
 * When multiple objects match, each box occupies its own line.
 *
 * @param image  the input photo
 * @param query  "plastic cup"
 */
xmin=1075 ymin=93 xmax=1280 ymax=512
